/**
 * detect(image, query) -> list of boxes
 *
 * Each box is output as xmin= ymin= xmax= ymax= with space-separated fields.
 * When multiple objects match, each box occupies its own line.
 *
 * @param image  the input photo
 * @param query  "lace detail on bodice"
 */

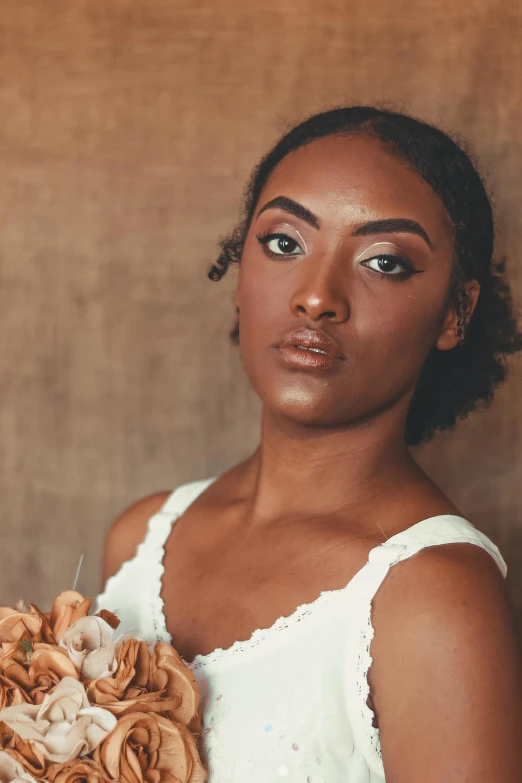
xmin=356 ymin=613 xmax=381 ymax=762
xmin=189 ymin=587 xmax=355 ymax=671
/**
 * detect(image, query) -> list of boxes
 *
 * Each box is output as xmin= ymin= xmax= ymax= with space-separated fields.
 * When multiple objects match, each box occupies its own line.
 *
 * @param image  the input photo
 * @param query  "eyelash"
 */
xmin=256 ymin=232 xmax=304 ymax=259
xmin=256 ymin=232 xmax=421 ymax=279
xmin=360 ymin=253 xmax=421 ymax=279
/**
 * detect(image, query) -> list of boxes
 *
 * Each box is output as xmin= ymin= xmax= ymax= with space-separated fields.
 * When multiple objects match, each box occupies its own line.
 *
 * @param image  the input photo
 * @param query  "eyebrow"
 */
xmin=256 ymin=197 xmax=433 ymax=249
xmin=256 ymin=196 xmax=321 ymax=230
xmin=352 ymin=218 xmax=432 ymax=249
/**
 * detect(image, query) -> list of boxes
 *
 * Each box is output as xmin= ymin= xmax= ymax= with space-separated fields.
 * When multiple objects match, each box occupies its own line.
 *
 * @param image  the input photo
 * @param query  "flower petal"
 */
xmin=50 ymin=594 xmax=91 ymax=643
xmin=60 ymin=619 xmax=114 ymax=657
xmin=0 ymin=610 xmax=42 ymax=645
xmin=0 ymin=750 xmax=40 ymax=783
xmin=0 ymin=679 xmax=116 ymax=765
xmin=80 ymin=647 xmax=117 ymax=682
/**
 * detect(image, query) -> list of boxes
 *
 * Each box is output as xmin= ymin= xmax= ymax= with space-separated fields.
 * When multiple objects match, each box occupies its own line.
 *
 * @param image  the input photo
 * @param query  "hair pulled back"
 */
xmin=208 ymin=107 xmax=521 ymax=445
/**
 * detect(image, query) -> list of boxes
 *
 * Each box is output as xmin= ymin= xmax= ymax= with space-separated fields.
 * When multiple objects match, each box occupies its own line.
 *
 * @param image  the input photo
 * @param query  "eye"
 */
xmin=361 ymin=254 xmax=418 ymax=277
xmin=257 ymin=233 xmax=304 ymax=257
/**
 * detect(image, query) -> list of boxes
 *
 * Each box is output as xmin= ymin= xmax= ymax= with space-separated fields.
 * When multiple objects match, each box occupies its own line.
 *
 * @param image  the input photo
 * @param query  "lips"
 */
xmin=273 ymin=327 xmax=345 ymax=372
xmin=277 ymin=327 xmax=344 ymax=359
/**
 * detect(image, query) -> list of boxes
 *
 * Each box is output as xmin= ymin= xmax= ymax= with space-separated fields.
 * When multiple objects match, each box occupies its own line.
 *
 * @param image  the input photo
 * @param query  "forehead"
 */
xmin=258 ymin=134 xmax=450 ymax=235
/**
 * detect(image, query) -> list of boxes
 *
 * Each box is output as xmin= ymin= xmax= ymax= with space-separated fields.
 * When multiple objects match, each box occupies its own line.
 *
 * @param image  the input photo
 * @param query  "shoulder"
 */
xmin=374 ymin=539 xmax=508 ymax=626
xmin=101 ymin=491 xmax=171 ymax=583
xmin=369 ymin=542 xmax=522 ymax=781
xmin=371 ymin=541 xmax=513 ymax=673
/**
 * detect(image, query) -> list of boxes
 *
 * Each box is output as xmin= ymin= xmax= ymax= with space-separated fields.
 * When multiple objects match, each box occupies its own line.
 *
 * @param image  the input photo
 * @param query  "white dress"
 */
xmin=96 ymin=476 xmax=507 ymax=783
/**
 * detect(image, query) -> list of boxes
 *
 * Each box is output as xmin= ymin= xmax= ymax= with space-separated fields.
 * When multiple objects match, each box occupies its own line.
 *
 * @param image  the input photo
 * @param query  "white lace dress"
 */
xmin=96 ymin=477 xmax=507 ymax=783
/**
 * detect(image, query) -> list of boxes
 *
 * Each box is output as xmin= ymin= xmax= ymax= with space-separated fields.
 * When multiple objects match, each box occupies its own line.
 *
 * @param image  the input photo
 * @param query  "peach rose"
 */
xmin=0 ymin=611 xmax=41 ymax=646
xmin=0 ymin=673 xmax=29 ymax=711
xmin=0 ymin=678 xmax=116 ymax=764
xmin=85 ymin=640 xmax=148 ymax=705
xmin=149 ymin=644 xmax=200 ymax=730
xmin=1 ymin=647 xmax=78 ymax=706
xmin=86 ymin=641 xmax=181 ymax=717
xmin=0 ymin=750 xmax=40 ymax=783
xmin=0 ymin=743 xmax=47 ymax=781
xmin=49 ymin=595 xmax=91 ymax=644
xmin=95 ymin=712 xmax=207 ymax=783
xmin=46 ymin=759 xmax=108 ymax=783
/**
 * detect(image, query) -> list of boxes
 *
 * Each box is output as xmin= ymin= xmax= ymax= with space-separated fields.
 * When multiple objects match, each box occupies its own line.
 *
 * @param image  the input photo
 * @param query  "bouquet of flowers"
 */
xmin=0 ymin=591 xmax=206 ymax=783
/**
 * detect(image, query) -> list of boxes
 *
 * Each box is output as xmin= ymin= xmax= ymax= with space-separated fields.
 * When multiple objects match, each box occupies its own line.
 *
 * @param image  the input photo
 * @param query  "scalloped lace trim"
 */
xmin=187 ymin=587 xmax=348 ymax=671
xmin=355 ymin=609 xmax=382 ymax=764
xmin=144 ymin=513 xmax=181 ymax=646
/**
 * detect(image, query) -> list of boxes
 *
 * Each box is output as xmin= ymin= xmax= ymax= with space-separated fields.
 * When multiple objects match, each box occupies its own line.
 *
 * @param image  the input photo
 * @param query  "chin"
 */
xmin=268 ymin=384 xmax=350 ymax=427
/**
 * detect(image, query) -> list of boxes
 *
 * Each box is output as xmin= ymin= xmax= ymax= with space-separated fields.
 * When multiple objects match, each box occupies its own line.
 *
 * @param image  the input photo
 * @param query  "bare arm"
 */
xmin=101 ymin=492 xmax=170 ymax=586
xmin=370 ymin=544 xmax=522 ymax=782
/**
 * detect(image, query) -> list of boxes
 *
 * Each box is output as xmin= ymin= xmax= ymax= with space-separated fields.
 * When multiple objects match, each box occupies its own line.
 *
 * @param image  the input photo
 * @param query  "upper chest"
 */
xmin=159 ymin=502 xmax=382 ymax=660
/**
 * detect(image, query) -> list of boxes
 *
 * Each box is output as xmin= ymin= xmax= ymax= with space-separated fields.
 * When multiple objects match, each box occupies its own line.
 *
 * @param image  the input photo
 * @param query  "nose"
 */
xmin=289 ymin=262 xmax=350 ymax=324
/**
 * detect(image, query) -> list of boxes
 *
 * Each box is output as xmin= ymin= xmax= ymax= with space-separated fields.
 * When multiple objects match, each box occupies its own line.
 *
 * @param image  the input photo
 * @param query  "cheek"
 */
xmin=354 ymin=281 xmax=448 ymax=371
xmin=237 ymin=257 xmax=289 ymax=339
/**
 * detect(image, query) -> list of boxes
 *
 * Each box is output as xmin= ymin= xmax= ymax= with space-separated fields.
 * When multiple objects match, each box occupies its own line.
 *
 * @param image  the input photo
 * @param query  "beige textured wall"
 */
xmin=0 ymin=0 xmax=521 ymax=627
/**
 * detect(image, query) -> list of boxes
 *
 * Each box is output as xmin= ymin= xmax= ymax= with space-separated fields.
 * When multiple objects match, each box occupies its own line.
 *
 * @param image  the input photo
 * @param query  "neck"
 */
xmin=241 ymin=406 xmax=420 ymax=523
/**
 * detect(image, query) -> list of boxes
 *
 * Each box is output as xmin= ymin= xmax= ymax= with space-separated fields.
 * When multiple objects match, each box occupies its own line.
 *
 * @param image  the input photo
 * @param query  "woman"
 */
xmin=97 ymin=107 xmax=522 ymax=781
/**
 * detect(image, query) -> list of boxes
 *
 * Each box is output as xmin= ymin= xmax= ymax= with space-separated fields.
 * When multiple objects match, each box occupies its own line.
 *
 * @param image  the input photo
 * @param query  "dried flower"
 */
xmin=0 ymin=594 xmax=206 ymax=782
xmin=95 ymin=712 xmax=206 ymax=783
xmin=85 ymin=640 xmax=148 ymax=707
xmin=86 ymin=640 xmax=182 ymax=717
xmin=0 ymin=673 xmax=29 ymax=712
xmin=0 ymin=678 xmax=116 ymax=763
xmin=46 ymin=758 xmax=108 ymax=783
xmin=49 ymin=595 xmax=91 ymax=644
xmin=0 ymin=611 xmax=41 ymax=646
xmin=59 ymin=619 xmax=115 ymax=681
xmin=149 ymin=643 xmax=201 ymax=730
xmin=0 ymin=750 xmax=40 ymax=783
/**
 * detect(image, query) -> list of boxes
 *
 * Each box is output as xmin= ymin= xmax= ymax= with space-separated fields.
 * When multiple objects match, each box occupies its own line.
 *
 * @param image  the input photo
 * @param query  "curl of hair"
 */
xmin=208 ymin=106 xmax=522 ymax=445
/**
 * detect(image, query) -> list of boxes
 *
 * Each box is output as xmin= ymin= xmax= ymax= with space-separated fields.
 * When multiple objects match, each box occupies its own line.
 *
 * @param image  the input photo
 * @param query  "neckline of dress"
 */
xmin=156 ymin=476 xmax=469 ymax=672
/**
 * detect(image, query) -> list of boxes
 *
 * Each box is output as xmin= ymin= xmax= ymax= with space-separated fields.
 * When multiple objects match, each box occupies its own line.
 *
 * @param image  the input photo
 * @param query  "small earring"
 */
xmin=456 ymin=315 xmax=467 ymax=344
xmin=454 ymin=289 xmax=469 ymax=345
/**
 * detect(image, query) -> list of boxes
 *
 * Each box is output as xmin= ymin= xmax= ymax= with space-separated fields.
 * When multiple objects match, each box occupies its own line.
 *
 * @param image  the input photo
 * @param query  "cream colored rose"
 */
xmin=0 ymin=751 xmax=41 ymax=783
xmin=0 ymin=678 xmax=116 ymax=764
xmin=59 ymin=619 xmax=116 ymax=681
xmin=59 ymin=617 xmax=144 ymax=682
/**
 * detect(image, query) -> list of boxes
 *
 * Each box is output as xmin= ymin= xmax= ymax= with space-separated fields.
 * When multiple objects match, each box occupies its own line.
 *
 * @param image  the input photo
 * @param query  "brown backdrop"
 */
xmin=0 ymin=0 xmax=521 ymax=629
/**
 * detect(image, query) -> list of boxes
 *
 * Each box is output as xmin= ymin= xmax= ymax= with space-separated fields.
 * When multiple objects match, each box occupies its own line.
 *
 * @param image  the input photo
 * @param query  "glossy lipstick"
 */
xmin=274 ymin=327 xmax=344 ymax=371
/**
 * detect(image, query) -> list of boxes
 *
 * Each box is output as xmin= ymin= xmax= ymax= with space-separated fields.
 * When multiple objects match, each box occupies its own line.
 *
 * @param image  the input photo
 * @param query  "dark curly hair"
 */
xmin=208 ymin=106 xmax=522 ymax=445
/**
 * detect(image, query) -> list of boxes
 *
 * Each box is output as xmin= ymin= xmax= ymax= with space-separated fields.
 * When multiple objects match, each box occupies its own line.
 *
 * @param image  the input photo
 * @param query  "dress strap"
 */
xmin=159 ymin=476 xmax=217 ymax=515
xmin=137 ymin=477 xmax=218 ymax=559
xmin=369 ymin=514 xmax=507 ymax=577
xmin=95 ymin=476 xmax=217 ymax=641
xmin=344 ymin=514 xmax=507 ymax=777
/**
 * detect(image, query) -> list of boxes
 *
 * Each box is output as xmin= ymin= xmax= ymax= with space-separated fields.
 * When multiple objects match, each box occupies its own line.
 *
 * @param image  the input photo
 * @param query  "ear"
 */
xmin=437 ymin=280 xmax=480 ymax=351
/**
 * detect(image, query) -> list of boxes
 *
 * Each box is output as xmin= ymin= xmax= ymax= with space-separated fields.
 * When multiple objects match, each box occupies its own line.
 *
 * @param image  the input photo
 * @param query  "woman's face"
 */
xmin=235 ymin=134 xmax=461 ymax=428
